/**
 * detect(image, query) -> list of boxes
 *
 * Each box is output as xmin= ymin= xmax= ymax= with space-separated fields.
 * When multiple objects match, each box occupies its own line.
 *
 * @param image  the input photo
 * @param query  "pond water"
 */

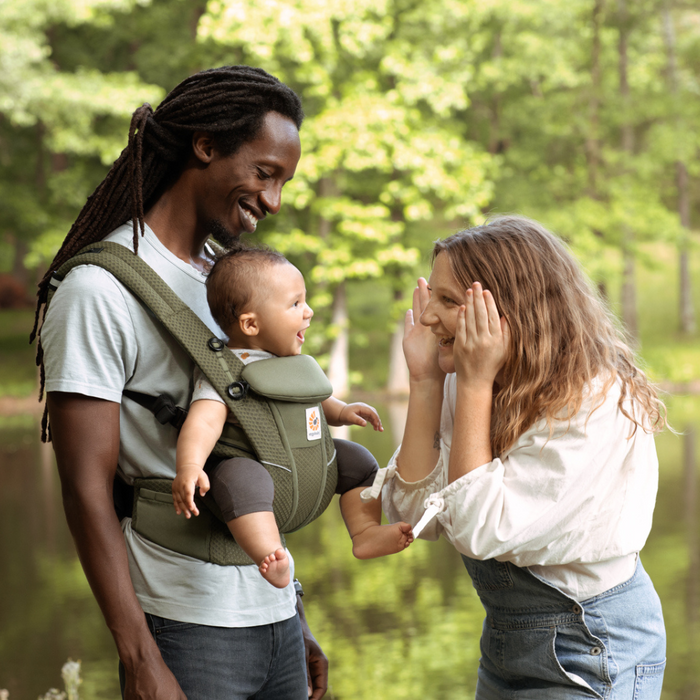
xmin=1 ymin=396 xmax=699 ymax=700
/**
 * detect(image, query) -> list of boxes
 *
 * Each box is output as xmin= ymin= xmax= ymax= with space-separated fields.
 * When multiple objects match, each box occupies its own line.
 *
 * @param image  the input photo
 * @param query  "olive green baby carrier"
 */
xmin=47 ymin=242 xmax=339 ymax=566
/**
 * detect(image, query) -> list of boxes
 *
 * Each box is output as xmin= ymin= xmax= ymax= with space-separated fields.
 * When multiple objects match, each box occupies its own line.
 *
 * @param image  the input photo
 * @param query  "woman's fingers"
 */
xmin=466 ymin=283 xmax=502 ymax=339
xmin=456 ymin=304 xmax=468 ymax=347
xmin=464 ymin=289 xmax=478 ymax=341
xmin=484 ymin=289 xmax=502 ymax=335
xmin=474 ymin=285 xmax=490 ymax=334
xmin=416 ymin=277 xmax=430 ymax=315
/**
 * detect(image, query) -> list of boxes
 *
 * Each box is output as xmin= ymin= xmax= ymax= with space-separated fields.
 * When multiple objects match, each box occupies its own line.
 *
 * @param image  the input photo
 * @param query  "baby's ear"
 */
xmin=238 ymin=312 xmax=259 ymax=337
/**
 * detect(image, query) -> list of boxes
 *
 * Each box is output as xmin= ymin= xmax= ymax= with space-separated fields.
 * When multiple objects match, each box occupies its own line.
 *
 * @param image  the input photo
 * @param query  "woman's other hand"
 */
xmin=453 ymin=282 xmax=510 ymax=389
xmin=403 ymin=278 xmax=445 ymax=384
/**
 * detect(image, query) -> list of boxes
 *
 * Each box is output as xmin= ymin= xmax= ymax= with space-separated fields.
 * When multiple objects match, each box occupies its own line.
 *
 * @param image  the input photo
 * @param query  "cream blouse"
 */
xmin=372 ymin=376 xmax=659 ymax=601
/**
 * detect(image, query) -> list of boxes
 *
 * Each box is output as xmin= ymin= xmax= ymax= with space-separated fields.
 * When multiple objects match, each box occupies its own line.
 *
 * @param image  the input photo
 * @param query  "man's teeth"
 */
xmin=242 ymin=208 xmax=258 ymax=230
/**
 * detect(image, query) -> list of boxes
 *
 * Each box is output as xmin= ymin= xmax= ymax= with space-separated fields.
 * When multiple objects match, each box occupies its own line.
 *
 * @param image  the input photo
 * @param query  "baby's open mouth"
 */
xmin=438 ymin=337 xmax=454 ymax=347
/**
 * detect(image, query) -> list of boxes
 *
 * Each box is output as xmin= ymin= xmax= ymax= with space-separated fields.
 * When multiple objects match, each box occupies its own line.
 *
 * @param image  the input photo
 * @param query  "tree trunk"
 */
xmin=662 ymin=2 xmax=696 ymax=335
xmin=585 ymin=0 xmax=605 ymax=196
xmin=387 ymin=290 xmax=410 ymax=396
xmin=620 ymin=251 xmax=637 ymax=344
xmin=327 ymin=281 xmax=349 ymax=399
xmin=9 ymin=235 xmax=29 ymax=289
xmin=684 ymin=426 xmax=698 ymax=623
xmin=618 ymin=0 xmax=638 ymax=345
xmin=678 ymin=161 xmax=695 ymax=334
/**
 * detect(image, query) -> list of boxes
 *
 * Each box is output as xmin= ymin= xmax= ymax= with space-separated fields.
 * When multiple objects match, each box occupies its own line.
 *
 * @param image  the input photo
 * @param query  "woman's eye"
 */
xmin=257 ymin=168 xmax=271 ymax=180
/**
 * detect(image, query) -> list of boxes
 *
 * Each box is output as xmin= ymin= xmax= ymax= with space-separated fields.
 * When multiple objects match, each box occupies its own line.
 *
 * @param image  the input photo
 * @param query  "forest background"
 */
xmin=1 ymin=0 xmax=699 ymax=397
xmin=1 ymin=0 xmax=700 ymax=698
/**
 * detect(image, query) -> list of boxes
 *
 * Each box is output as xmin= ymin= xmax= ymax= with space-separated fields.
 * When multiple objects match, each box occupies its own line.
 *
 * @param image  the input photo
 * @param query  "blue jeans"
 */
xmin=461 ymin=556 xmax=666 ymax=699
xmin=119 ymin=612 xmax=307 ymax=700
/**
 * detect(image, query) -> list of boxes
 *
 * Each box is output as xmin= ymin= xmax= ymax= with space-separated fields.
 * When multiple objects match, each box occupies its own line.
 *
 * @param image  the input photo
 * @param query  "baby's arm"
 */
xmin=173 ymin=399 xmax=229 ymax=518
xmin=321 ymin=396 xmax=383 ymax=431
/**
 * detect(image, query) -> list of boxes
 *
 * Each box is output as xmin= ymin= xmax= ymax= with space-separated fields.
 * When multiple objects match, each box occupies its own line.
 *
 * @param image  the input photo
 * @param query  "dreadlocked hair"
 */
xmin=31 ymin=65 xmax=303 ymax=440
xmin=206 ymin=240 xmax=289 ymax=338
xmin=433 ymin=215 xmax=668 ymax=458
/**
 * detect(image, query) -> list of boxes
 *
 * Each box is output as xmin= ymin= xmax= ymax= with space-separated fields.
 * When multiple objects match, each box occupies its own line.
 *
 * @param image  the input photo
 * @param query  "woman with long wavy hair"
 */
xmin=371 ymin=216 xmax=667 ymax=698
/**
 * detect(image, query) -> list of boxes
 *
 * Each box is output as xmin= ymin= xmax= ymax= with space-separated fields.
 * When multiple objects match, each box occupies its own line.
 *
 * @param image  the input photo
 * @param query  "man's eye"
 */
xmin=257 ymin=168 xmax=271 ymax=180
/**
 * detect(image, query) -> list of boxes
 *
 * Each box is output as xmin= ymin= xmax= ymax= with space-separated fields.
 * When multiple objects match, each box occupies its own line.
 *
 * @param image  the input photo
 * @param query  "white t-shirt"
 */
xmin=41 ymin=223 xmax=297 ymax=626
xmin=380 ymin=374 xmax=659 ymax=601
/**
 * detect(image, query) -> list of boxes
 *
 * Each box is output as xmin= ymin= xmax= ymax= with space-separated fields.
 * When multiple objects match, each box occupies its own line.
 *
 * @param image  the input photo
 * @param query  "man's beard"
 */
xmin=207 ymin=219 xmax=241 ymax=250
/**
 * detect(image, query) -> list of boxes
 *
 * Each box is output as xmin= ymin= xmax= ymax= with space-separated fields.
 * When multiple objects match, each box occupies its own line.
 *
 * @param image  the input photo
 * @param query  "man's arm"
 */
xmin=47 ymin=392 xmax=186 ymax=700
xmin=296 ymin=590 xmax=328 ymax=700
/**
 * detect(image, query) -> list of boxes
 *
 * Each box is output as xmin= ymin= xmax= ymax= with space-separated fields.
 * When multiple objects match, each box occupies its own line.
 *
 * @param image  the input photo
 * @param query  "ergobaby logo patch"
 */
xmin=305 ymin=407 xmax=322 ymax=441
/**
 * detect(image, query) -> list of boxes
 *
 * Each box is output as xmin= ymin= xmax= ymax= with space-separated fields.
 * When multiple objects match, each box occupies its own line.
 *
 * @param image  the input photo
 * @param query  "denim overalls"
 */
xmin=461 ymin=555 xmax=666 ymax=699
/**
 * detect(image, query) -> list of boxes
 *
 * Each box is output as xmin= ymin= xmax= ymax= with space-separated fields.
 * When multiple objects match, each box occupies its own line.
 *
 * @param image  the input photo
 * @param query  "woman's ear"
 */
xmin=238 ymin=312 xmax=259 ymax=337
xmin=192 ymin=131 xmax=217 ymax=164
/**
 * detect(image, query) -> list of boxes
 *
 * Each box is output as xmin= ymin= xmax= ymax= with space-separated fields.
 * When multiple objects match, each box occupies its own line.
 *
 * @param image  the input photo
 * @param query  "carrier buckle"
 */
xmin=152 ymin=394 xmax=188 ymax=429
xmin=227 ymin=381 xmax=249 ymax=401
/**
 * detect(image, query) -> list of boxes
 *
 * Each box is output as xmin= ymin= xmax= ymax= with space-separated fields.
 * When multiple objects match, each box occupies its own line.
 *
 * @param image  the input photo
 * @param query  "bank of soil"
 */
xmin=0 ymin=395 xmax=43 ymax=417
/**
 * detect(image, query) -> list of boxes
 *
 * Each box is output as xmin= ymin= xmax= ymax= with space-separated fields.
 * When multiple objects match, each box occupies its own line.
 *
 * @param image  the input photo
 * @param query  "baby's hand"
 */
xmin=339 ymin=402 xmax=383 ymax=431
xmin=172 ymin=466 xmax=210 ymax=518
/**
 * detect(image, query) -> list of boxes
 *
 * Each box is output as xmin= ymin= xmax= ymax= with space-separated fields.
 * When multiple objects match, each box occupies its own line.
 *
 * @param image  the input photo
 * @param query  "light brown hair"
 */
xmin=433 ymin=215 xmax=666 ymax=456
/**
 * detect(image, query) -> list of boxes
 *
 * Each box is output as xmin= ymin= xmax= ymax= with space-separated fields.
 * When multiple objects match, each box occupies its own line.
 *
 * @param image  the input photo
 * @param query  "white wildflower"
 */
xmin=61 ymin=660 xmax=81 ymax=700
xmin=38 ymin=691 xmax=65 ymax=700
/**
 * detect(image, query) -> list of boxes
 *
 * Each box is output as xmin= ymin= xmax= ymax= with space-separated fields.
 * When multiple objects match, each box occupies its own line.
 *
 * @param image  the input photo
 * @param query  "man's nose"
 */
xmin=260 ymin=182 xmax=283 ymax=215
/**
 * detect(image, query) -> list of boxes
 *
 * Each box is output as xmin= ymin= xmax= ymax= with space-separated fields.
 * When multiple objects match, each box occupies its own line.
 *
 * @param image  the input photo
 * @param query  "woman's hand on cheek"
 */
xmin=403 ymin=278 xmax=445 ymax=384
xmin=453 ymin=283 xmax=510 ymax=387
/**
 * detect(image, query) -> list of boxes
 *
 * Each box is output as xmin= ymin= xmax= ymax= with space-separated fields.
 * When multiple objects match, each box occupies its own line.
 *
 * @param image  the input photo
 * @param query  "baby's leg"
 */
xmin=206 ymin=458 xmax=289 ymax=588
xmin=339 ymin=488 xmax=413 ymax=558
xmin=334 ymin=439 xmax=413 ymax=559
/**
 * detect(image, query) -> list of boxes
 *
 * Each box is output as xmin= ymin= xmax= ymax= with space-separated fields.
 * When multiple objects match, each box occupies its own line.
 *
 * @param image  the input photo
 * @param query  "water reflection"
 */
xmin=1 ymin=396 xmax=699 ymax=699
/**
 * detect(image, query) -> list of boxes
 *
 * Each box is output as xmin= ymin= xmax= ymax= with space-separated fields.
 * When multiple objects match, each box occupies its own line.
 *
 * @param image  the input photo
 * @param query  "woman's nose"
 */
xmin=419 ymin=300 xmax=437 ymax=327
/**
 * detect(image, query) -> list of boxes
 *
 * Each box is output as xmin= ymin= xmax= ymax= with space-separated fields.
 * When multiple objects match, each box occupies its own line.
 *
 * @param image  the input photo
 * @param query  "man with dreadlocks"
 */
xmin=33 ymin=66 xmax=328 ymax=700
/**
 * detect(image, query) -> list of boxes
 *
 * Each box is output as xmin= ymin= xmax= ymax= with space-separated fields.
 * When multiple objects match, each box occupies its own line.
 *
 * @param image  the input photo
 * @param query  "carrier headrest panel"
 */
xmin=241 ymin=355 xmax=333 ymax=402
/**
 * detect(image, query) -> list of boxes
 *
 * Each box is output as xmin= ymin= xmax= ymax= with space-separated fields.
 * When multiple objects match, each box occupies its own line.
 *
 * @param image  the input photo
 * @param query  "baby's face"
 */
xmin=253 ymin=262 xmax=313 ymax=357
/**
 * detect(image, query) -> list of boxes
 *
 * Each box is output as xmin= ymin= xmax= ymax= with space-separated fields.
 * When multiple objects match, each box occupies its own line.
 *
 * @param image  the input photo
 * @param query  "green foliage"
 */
xmin=200 ymin=0 xmax=495 ymax=341
xmin=2 ymin=0 xmax=699 ymax=346
xmin=0 ymin=0 xmax=163 ymax=273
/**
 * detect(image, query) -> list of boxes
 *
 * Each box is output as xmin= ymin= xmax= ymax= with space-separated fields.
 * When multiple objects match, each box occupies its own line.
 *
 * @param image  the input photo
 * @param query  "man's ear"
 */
xmin=192 ymin=131 xmax=217 ymax=165
xmin=238 ymin=312 xmax=259 ymax=337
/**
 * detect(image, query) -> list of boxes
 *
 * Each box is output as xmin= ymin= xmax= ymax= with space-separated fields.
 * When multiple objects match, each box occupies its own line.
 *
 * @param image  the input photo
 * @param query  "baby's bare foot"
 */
xmin=352 ymin=522 xmax=414 ymax=559
xmin=259 ymin=548 xmax=290 ymax=588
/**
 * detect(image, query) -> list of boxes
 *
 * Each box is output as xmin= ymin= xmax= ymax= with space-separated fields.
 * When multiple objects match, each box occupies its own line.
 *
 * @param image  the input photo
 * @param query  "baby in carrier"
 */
xmin=172 ymin=243 xmax=413 ymax=587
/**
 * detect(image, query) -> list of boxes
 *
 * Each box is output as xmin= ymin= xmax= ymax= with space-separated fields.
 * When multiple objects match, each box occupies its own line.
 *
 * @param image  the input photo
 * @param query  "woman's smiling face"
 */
xmin=419 ymin=252 xmax=466 ymax=374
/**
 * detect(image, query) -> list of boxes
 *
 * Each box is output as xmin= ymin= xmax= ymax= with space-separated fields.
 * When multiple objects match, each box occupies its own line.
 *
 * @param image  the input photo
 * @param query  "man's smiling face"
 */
xmin=198 ymin=111 xmax=301 ymax=247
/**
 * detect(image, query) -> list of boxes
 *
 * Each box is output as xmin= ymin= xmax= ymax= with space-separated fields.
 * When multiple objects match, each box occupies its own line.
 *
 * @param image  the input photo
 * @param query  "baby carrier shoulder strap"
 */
xmin=46 ymin=242 xmax=338 ymax=566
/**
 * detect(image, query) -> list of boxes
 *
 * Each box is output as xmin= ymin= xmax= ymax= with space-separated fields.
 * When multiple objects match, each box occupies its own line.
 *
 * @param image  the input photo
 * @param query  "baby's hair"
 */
xmin=206 ymin=242 xmax=289 ymax=336
xmin=433 ymin=215 xmax=667 ymax=456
